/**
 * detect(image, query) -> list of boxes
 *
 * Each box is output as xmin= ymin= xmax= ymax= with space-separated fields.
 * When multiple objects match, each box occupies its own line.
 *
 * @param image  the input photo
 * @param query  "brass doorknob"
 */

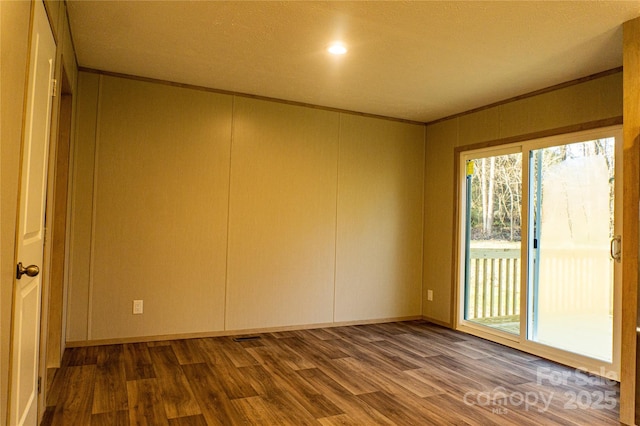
xmin=16 ymin=262 xmax=39 ymax=279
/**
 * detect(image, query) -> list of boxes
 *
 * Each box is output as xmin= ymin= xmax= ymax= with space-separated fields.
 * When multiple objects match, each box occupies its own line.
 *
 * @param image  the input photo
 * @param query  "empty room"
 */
xmin=3 ymin=1 xmax=640 ymax=425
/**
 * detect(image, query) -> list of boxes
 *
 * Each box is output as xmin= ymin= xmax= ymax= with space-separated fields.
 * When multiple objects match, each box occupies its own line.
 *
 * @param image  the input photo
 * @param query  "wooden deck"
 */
xmin=42 ymin=321 xmax=619 ymax=425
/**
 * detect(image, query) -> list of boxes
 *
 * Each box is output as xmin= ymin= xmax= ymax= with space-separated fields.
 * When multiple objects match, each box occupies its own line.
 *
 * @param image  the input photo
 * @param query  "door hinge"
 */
xmin=51 ymin=78 xmax=58 ymax=97
xmin=37 ymin=376 xmax=42 ymax=394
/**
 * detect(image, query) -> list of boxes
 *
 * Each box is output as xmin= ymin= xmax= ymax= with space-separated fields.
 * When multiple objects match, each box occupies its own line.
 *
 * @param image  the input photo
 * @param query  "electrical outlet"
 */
xmin=133 ymin=299 xmax=143 ymax=314
xmin=427 ymin=290 xmax=433 ymax=301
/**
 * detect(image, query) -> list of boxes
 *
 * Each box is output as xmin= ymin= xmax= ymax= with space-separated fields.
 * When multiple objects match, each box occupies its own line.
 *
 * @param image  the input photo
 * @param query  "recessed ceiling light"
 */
xmin=327 ymin=42 xmax=347 ymax=55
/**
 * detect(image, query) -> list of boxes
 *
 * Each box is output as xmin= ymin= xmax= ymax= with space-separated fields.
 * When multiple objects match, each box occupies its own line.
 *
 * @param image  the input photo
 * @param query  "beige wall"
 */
xmin=67 ymin=73 xmax=426 ymax=342
xmin=423 ymin=72 xmax=623 ymax=325
xmin=335 ymin=114 xmax=424 ymax=321
xmin=226 ymin=98 xmax=339 ymax=330
xmin=66 ymin=72 xmax=99 ymax=341
xmin=93 ymin=77 xmax=231 ymax=339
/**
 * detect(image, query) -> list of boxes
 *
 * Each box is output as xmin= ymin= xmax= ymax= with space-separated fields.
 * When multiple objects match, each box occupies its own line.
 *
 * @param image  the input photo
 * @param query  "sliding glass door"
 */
xmin=462 ymin=149 xmax=522 ymax=336
xmin=459 ymin=127 xmax=621 ymax=372
xmin=528 ymin=138 xmax=618 ymax=362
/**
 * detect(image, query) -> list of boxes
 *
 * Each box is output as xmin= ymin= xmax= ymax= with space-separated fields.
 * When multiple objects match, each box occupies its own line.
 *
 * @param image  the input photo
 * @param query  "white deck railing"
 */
xmin=467 ymin=248 xmax=520 ymax=320
xmin=466 ymin=247 xmax=613 ymax=320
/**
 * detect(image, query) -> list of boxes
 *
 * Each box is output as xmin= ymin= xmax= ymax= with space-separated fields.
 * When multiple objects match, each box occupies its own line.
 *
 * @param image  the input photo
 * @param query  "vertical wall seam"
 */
xmin=86 ymin=74 xmax=102 ymax=340
xmin=452 ymin=117 xmax=460 ymax=326
xmin=420 ymin=124 xmax=427 ymax=318
xmin=223 ymin=96 xmax=236 ymax=331
xmin=332 ymin=113 xmax=342 ymax=323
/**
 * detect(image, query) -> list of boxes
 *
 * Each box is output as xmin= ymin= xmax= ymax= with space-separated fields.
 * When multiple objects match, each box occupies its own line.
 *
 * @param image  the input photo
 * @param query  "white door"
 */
xmin=9 ymin=1 xmax=56 ymax=425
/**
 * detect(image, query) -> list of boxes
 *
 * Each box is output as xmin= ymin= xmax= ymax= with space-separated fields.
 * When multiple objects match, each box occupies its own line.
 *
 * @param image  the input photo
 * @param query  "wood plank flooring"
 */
xmin=42 ymin=321 xmax=620 ymax=425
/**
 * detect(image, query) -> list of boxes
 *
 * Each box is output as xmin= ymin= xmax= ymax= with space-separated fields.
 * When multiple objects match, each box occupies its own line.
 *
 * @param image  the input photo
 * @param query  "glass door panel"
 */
xmin=463 ymin=152 xmax=522 ymax=335
xmin=528 ymin=138 xmax=616 ymax=362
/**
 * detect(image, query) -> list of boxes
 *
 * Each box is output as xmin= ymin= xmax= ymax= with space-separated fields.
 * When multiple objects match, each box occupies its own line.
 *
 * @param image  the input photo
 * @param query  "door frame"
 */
xmin=37 ymin=65 xmax=73 ymax=421
xmin=453 ymin=125 xmax=623 ymax=378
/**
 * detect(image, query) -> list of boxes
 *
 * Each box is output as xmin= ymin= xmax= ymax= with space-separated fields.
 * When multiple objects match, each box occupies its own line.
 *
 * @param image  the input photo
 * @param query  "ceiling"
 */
xmin=66 ymin=1 xmax=640 ymax=123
